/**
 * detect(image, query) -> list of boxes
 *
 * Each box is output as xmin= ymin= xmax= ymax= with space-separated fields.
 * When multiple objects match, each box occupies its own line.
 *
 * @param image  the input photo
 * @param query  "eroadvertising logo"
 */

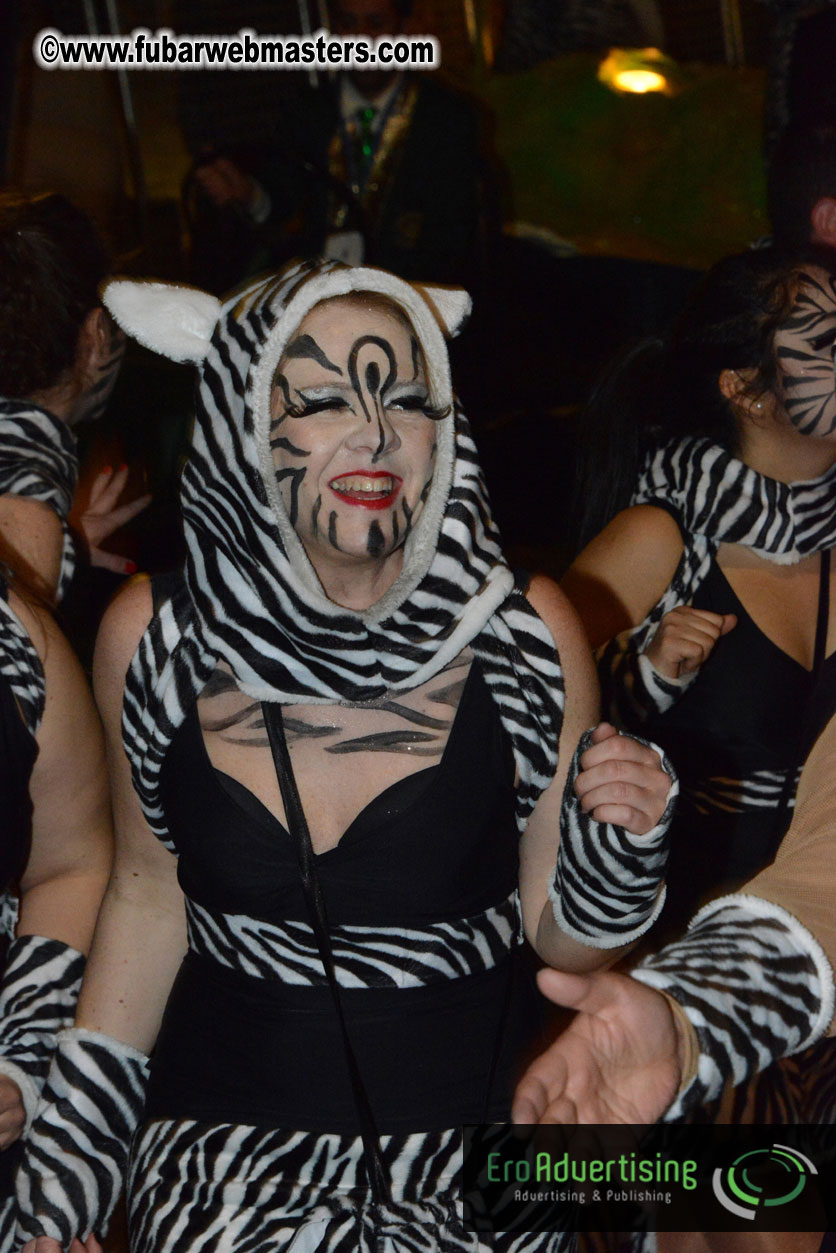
xmin=712 ymin=1143 xmax=817 ymax=1221
xmin=462 ymin=1124 xmax=836 ymax=1234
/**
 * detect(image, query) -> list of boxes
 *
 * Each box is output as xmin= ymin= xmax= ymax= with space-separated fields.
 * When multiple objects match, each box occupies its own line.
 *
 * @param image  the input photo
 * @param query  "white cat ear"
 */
xmin=416 ymin=285 xmax=472 ymax=338
xmin=103 ymin=280 xmax=222 ymax=363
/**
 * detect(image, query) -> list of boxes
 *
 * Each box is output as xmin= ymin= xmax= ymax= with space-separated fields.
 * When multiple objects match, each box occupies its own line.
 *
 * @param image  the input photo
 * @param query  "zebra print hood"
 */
xmin=105 ymin=261 xmax=564 ymax=841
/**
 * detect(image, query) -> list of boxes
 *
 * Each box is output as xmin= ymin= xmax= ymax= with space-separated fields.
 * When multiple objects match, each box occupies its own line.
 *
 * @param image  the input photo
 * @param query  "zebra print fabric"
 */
xmin=15 ymin=1027 xmax=149 ymax=1247
xmin=127 ymin=1121 xmax=573 ymax=1252
xmin=114 ymin=261 xmax=564 ymax=847
xmin=688 ymin=766 xmax=802 ymax=816
xmin=0 ymin=936 xmax=84 ymax=1132
xmin=635 ymin=436 xmax=836 ymax=563
xmin=186 ymin=892 xmax=523 ymax=989
xmin=597 ymin=434 xmax=836 ymax=726
xmin=0 ymin=589 xmax=44 ymax=737
xmin=633 ymin=893 xmax=835 ymax=1120
xmin=549 ymin=730 xmax=677 ymax=948
xmin=0 ymin=401 xmax=78 ymax=600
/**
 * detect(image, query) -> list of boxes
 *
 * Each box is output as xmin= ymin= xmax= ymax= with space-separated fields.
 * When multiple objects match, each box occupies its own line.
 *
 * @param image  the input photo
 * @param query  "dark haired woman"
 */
xmin=0 ymin=192 xmax=150 ymax=602
xmin=562 ymin=247 xmax=836 ymax=1119
xmin=0 ymin=559 xmax=112 ymax=1251
xmin=17 ymin=260 xmax=673 ymax=1253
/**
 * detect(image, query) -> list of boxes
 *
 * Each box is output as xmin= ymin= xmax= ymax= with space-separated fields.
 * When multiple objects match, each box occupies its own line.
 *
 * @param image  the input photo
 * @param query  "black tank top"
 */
xmin=647 ymin=553 xmax=836 ymax=930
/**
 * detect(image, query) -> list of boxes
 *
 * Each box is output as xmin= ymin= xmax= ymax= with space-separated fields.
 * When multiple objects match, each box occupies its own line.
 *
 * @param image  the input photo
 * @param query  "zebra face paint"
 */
xmin=774 ymin=267 xmax=836 ymax=437
xmin=69 ymin=315 xmax=126 ymax=427
xmin=269 ymin=296 xmax=442 ymax=578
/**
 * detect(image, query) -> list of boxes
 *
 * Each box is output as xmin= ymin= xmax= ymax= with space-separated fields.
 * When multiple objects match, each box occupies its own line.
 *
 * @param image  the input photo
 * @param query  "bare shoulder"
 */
xmin=93 ymin=575 xmax=153 ymax=722
xmin=526 ymin=574 xmax=591 ymax=656
xmin=525 ymin=574 xmax=599 ymax=711
xmin=561 ymin=506 xmax=684 ymax=646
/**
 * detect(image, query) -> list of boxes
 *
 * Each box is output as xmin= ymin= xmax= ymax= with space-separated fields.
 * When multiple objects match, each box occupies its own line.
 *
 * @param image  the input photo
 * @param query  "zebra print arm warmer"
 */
xmin=16 ymin=1028 xmax=149 ymax=1245
xmin=596 ymin=629 xmax=697 ymax=727
xmin=633 ymin=894 xmax=835 ymax=1120
xmin=0 ymin=935 xmax=84 ymax=1132
xmin=548 ymin=730 xmax=678 ymax=947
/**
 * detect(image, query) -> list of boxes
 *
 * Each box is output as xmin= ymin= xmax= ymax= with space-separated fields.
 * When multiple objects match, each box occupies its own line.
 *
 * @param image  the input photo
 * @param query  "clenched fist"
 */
xmin=644 ymin=606 xmax=736 ymax=680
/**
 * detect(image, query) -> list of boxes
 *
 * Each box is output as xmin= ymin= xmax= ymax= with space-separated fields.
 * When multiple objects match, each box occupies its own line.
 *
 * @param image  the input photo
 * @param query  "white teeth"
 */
xmin=330 ymin=476 xmax=394 ymax=493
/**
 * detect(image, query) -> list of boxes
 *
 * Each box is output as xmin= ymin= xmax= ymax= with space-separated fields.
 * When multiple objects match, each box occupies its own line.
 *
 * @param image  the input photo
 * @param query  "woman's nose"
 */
xmin=344 ymin=407 xmax=401 ymax=460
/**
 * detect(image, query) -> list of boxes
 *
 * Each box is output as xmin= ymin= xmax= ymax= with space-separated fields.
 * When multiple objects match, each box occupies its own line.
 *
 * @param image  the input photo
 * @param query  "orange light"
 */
xmin=598 ymin=48 xmax=674 ymax=96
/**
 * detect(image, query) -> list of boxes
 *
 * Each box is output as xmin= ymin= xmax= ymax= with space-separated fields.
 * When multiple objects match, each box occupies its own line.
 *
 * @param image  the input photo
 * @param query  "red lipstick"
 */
xmin=328 ymin=470 xmax=402 ymax=510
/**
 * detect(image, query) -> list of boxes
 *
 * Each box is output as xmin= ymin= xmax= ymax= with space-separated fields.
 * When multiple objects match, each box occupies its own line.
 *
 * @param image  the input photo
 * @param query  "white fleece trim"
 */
xmin=0 ymin=1060 xmax=40 ymax=1134
xmin=547 ymin=880 xmax=668 ymax=950
xmin=250 ymin=266 xmax=461 ymax=623
xmin=689 ymin=892 xmax=836 ymax=1049
xmin=636 ymin=650 xmax=700 ymax=694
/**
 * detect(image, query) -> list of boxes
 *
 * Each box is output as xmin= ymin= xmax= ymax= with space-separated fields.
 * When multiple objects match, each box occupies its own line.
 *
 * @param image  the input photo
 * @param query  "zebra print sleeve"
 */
xmin=596 ymin=629 xmax=698 ymax=728
xmin=0 ymin=935 xmax=84 ymax=1131
xmin=548 ymin=729 xmax=677 ymax=948
xmin=15 ymin=1027 xmax=149 ymax=1245
xmin=633 ymin=894 xmax=835 ymax=1120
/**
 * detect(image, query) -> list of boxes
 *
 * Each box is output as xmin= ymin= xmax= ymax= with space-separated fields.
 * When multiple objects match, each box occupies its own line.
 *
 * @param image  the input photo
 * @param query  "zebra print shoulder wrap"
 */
xmin=0 ymin=400 xmax=78 ymax=600
xmin=115 ymin=262 xmax=564 ymax=844
xmin=597 ymin=436 xmax=836 ymax=724
xmin=633 ymin=893 xmax=835 ymax=1120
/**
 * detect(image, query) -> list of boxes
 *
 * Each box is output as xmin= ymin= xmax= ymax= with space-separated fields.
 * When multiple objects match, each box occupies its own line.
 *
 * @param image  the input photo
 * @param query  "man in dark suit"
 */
xmin=195 ymin=0 xmax=489 ymax=291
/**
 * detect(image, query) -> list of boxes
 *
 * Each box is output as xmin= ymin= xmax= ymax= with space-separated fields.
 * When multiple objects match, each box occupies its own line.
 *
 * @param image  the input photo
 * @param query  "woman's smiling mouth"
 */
xmin=328 ymin=471 xmax=403 ymax=509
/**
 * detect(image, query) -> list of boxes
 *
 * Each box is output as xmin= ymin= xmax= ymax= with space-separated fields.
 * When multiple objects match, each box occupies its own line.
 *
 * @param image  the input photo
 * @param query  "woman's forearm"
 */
xmin=75 ymin=874 xmax=187 ymax=1053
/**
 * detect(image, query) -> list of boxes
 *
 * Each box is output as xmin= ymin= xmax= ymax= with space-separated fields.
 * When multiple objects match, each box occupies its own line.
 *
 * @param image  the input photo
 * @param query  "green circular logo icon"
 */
xmin=713 ymin=1144 xmax=816 ymax=1220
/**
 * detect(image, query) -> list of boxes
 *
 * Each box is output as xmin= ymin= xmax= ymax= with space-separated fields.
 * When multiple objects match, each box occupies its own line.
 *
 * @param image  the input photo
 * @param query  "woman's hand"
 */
xmin=20 ymin=1238 xmax=102 ymax=1253
xmin=511 ymin=966 xmax=683 ymax=1125
xmin=574 ymin=723 xmax=672 ymax=835
xmin=644 ymin=606 xmax=736 ymax=680
xmin=70 ymin=464 xmax=151 ymax=574
xmin=0 ymin=1075 xmax=24 ymax=1150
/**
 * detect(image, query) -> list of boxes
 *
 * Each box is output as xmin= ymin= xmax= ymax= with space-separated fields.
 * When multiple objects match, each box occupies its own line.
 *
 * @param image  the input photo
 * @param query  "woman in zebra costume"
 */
xmin=0 ymin=563 xmax=112 ymax=1251
xmin=17 ymin=259 xmax=675 ymax=1253
xmin=0 ymin=192 xmax=151 ymax=602
xmin=562 ymin=245 xmax=836 ymax=1121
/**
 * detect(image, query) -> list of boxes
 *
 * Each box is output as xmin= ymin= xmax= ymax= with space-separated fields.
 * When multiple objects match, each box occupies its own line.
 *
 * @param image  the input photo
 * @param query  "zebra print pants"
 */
xmin=127 ymin=1121 xmax=576 ymax=1253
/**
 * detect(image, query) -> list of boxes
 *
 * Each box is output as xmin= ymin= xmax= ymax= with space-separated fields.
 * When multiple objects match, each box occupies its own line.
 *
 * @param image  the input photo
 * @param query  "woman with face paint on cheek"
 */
xmin=17 ymin=259 xmax=677 ymax=1253
xmin=0 ymin=192 xmax=151 ymax=603
xmin=563 ymin=245 xmax=836 ymax=1129
xmin=269 ymin=294 xmax=441 ymax=608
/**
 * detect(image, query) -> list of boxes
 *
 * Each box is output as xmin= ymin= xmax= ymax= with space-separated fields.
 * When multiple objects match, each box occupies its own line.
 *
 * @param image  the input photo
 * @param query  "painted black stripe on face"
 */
xmin=311 ymin=494 xmax=322 ymax=538
xmin=272 ymin=372 xmax=294 ymax=414
xmin=367 ymin=519 xmax=385 ymax=557
xmin=270 ymin=433 xmax=311 ymax=457
xmin=274 ymin=466 xmax=306 ymax=527
xmin=328 ymin=510 xmax=342 ymax=552
xmin=402 ymin=495 xmax=413 ymax=540
xmin=283 ymin=334 xmax=343 ymax=375
xmin=411 ymin=336 xmax=421 ymax=380
xmin=347 ymin=334 xmax=398 ymax=459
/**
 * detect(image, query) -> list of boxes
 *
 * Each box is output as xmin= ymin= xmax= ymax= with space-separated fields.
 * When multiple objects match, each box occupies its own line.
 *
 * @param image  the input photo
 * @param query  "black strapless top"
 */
xmin=159 ymin=659 xmax=519 ymax=926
